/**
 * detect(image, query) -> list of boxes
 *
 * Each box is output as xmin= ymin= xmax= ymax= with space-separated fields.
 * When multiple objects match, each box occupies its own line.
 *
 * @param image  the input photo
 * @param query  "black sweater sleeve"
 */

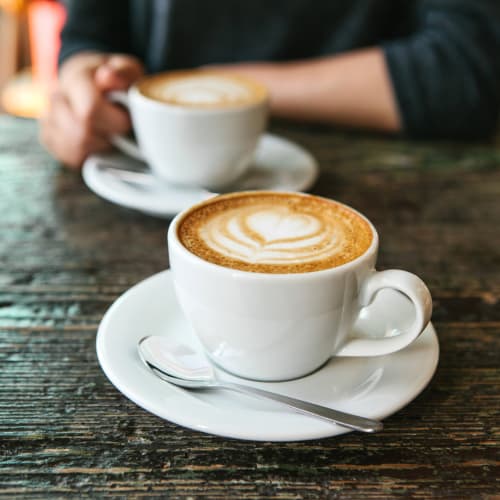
xmin=58 ymin=0 xmax=499 ymax=139
xmin=59 ymin=0 xmax=132 ymax=65
xmin=383 ymin=0 xmax=500 ymax=139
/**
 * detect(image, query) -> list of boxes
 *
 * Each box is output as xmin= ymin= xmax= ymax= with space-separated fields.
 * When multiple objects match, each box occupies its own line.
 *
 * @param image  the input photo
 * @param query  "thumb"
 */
xmin=94 ymin=55 xmax=145 ymax=92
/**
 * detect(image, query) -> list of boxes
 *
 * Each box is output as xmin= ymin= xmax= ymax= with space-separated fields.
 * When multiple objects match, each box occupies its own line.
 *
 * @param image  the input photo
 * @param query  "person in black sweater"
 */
xmin=41 ymin=0 xmax=500 ymax=168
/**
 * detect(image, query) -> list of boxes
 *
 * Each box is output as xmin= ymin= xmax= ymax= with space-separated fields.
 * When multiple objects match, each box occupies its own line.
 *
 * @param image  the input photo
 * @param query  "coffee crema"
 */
xmin=137 ymin=70 xmax=268 ymax=109
xmin=177 ymin=192 xmax=373 ymax=274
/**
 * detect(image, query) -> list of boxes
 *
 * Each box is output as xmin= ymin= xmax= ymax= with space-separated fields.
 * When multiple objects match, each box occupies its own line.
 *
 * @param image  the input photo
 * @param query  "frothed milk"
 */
xmin=177 ymin=192 xmax=373 ymax=274
xmin=138 ymin=70 xmax=268 ymax=109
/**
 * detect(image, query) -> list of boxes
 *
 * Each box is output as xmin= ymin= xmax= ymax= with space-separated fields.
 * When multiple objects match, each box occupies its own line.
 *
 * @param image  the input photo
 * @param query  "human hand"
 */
xmin=40 ymin=53 xmax=144 ymax=168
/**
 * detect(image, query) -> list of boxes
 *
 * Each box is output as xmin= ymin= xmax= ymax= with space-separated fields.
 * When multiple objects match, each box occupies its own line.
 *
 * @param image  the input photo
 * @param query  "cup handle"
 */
xmin=336 ymin=270 xmax=433 ymax=356
xmin=107 ymin=90 xmax=145 ymax=162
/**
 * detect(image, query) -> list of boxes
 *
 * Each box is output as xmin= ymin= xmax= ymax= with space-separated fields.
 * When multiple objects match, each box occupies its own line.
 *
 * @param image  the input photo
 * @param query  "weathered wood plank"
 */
xmin=0 ymin=115 xmax=499 ymax=498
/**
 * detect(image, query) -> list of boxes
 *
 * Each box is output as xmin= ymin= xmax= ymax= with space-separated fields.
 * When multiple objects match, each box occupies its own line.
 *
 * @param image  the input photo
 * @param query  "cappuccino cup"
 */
xmin=108 ymin=70 xmax=268 ymax=190
xmin=168 ymin=191 xmax=433 ymax=381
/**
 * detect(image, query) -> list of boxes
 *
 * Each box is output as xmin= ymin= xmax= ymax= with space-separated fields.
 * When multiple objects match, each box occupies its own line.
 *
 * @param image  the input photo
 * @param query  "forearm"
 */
xmin=220 ymin=48 xmax=401 ymax=133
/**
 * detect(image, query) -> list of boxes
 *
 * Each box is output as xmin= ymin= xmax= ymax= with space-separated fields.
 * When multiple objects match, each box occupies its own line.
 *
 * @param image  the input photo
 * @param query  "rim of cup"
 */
xmin=129 ymin=72 xmax=270 ymax=115
xmin=168 ymin=191 xmax=379 ymax=280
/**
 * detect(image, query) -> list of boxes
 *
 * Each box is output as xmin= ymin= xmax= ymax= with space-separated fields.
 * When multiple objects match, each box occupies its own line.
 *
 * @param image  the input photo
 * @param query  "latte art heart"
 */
xmin=246 ymin=210 xmax=321 ymax=244
xmin=178 ymin=192 xmax=373 ymax=274
xmin=203 ymin=207 xmax=341 ymax=265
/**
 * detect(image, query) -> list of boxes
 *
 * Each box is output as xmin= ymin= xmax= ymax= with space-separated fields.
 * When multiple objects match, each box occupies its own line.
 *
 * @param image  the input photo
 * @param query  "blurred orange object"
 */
xmin=1 ymin=69 xmax=45 ymax=118
xmin=1 ymin=0 xmax=66 ymax=117
xmin=0 ymin=0 xmax=26 ymax=14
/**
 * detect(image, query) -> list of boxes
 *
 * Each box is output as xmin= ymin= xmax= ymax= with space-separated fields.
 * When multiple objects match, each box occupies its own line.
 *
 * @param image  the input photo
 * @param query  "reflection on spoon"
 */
xmin=138 ymin=335 xmax=383 ymax=434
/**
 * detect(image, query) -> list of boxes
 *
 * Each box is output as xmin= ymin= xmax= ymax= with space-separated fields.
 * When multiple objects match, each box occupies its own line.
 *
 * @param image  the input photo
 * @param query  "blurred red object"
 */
xmin=28 ymin=0 xmax=66 ymax=88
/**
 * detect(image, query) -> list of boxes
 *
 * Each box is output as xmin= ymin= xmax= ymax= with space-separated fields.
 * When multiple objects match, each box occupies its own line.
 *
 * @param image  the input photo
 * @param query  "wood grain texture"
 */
xmin=0 ymin=115 xmax=499 ymax=498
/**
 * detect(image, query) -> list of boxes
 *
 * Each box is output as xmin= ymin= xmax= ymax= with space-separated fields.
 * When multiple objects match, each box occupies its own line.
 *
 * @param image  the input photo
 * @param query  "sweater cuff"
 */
xmin=382 ymin=41 xmax=424 ymax=139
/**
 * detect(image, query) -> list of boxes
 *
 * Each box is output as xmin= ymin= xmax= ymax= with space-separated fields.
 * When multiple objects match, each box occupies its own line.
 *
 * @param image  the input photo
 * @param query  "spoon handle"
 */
xmin=221 ymin=382 xmax=383 ymax=433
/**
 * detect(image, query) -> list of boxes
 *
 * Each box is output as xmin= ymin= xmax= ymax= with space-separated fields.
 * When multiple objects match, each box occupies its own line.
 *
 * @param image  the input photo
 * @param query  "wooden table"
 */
xmin=0 ymin=114 xmax=498 ymax=498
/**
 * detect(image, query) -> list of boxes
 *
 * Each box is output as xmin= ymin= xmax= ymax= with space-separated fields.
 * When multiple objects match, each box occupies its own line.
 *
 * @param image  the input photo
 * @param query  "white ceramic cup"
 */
xmin=108 ymin=76 xmax=268 ymax=190
xmin=168 ymin=192 xmax=433 ymax=381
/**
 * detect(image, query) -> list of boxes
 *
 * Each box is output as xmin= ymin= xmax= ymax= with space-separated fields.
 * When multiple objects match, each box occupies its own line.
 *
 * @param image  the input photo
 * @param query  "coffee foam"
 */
xmin=177 ymin=192 xmax=373 ymax=274
xmin=138 ymin=70 xmax=268 ymax=108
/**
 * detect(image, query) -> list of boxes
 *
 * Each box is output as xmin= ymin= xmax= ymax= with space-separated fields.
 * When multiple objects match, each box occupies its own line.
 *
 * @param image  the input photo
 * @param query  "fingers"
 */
xmin=40 ymin=52 xmax=144 ymax=169
xmin=93 ymin=55 xmax=145 ymax=135
xmin=64 ymin=54 xmax=143 ymax=131
xmin=94 ymin=55 xmax=145 ymax=91
xmin=94 ymin=101 xmax=132 ymax=136
xmin=61 ymin=64 xmax=130 ymax=137
xmin=40 ymin=89 xmax=111 ymax=169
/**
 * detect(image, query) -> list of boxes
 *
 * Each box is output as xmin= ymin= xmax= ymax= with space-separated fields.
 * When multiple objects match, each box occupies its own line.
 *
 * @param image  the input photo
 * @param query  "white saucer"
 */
xmin=82 ymin=133 xmax=318 ymax=218
xmin=96 ymin=270 xmax=439 ymax=442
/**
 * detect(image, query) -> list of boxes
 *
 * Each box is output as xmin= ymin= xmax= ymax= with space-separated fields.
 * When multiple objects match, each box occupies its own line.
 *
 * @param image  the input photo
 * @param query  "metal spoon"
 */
xmin=138 ymin=335 xmax=383 ymax=433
